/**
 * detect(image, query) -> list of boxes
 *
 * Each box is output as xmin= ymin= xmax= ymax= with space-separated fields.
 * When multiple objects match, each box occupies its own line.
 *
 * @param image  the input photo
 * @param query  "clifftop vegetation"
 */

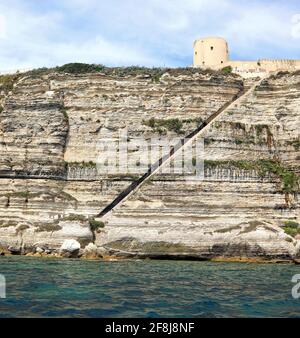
xmin=8 ymin=62 xmax=242 ymax=81
xmin=0 ymin=74 xmax=20 ymax=92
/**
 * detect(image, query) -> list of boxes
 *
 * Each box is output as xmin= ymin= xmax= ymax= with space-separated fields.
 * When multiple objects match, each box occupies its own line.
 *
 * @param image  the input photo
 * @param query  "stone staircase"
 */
xmin=97 ymin=77 xmax=266 ymax=219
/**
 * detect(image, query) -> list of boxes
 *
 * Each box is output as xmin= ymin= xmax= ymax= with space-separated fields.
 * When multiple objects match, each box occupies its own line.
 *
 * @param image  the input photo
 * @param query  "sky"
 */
xmin=0 ymin=0 xmax=300 ymax=71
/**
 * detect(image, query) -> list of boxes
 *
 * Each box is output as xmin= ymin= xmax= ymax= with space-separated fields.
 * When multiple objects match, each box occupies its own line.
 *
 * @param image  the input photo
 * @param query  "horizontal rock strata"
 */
xmin=0 ymin=68 xmax=299 ymax=260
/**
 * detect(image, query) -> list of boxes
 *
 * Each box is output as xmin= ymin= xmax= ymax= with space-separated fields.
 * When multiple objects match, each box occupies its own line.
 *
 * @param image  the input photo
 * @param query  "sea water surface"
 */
xmin=0 ymin=256 xmax=299 ymax=317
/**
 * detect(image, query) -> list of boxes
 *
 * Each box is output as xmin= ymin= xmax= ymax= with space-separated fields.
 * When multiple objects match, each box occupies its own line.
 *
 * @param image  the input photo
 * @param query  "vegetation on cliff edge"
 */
xmin=0 ymin=74 xmax=20 ymax=92
xmin=283 ymin=220 xmax=300 ymax=237
xmin=204 ymin=159 xmax=299 ymax=195
xmin=142 ymin=117 xmax=204 ymax=135
xmin=19 ymin=63 xmax=240 ymax=80
xmin=221 ymin=66 xmax=233 ymax=74
xmin=143 ymin=118 xmax=184 ymax=134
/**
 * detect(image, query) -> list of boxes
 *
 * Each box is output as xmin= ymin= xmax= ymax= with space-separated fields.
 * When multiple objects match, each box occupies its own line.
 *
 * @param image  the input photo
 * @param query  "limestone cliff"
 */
xmin=0 ymin=67 xmax=299 ymax=261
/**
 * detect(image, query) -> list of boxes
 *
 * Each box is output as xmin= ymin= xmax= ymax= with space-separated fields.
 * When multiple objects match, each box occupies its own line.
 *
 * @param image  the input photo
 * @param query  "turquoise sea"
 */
xmin=0 ymin=257 xmax=299 ymax=318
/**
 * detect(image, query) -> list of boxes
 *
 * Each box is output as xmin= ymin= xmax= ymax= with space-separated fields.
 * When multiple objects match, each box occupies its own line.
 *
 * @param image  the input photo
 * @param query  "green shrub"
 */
xmin=152 ymin=74 xmax=162 ymax=83
xmin=283 ymin=227 xmax=300 ymax=237
xmin=281 ymin=220 xmax=299 ymax=237
xmin=284 ymin=220 xmax=299 ymax=228
xmin=89 ymin=219 xmax=105 ymax=231
xmin=221 ymin=66 xmax=232 ymax=74
xmin=282 ymin=171 xmax=299 ymax=194
xmin=24 ymin=67 xmax=52 ymax=77
xmin=57 ymin=63 xmax=105 ymax=74
xmin=63 ymin=214 xmax=87 ymax=222
xmin=36 ymin=223 xmax=62 ymax=232
xmin=165 ymin=119 xmax=183 ymax=133
xmin=143 ymin=118 xmax=183 ymax=134
xmin=145 ymin=117 xmax=156 ymax=128
xmin=204 ymin=160 xmax=299 ymax=194
xmin=0 ymin=74 xmax=19 ymax=92
xmin=204 ymin=138 xmax=214 ymax=146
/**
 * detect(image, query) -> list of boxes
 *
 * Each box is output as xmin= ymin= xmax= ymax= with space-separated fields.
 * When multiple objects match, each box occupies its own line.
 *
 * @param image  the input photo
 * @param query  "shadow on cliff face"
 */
xmin=100 ymin=237 xmax=294 ymax=262
xmin=211 ymin=243 xmax=266 ymax=258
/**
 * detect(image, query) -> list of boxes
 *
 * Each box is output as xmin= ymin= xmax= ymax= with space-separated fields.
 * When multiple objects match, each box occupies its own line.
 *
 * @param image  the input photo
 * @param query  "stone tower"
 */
xmin=193 ymin=37 xmax=229 ymax=67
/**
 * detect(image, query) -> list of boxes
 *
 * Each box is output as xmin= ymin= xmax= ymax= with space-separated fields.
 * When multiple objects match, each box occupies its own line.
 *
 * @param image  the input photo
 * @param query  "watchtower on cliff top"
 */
xmin=193 ymin=37 xmax=300 ymax=77
xmin=193 ymin=37 xmax=229 ymax=68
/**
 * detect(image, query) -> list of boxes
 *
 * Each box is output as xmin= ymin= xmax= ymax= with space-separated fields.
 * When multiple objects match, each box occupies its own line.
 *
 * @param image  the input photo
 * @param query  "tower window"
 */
xmin=195 ymin=51 xmax=197 ymax=55
xmin=210 ymin=46 xmax=214 ymax=50
xmin=202 ymin=62 xmax=205 ymax=65
xmin=221 ymin=61 xmax=223 ymax=64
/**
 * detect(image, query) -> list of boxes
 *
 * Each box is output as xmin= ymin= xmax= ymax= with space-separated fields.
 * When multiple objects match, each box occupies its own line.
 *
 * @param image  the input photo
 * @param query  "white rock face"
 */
xmin=82 ymin=243 xmax=101 ymax=258
xmin=0 ymin=69 xmax=299 ymax=260
xmin=84 ymin=242 xmax=97 ymax=251
xmin=60 ymin=239 xmax=81 ymax=253
xmin=94 ymin=72 xmax=299 ymax=261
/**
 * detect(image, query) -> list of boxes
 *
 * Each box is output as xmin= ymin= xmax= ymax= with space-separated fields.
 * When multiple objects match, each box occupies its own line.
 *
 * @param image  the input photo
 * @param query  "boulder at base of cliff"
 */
xmin=60 ymin=239 xmax=81 ymax=258
xmin=35 ymin=247 xmax=44 ymax=254
xmin=82 ymin=243 xmax=101 ymax=259
xmin=8 ymin=246 xmax=22 ymax=255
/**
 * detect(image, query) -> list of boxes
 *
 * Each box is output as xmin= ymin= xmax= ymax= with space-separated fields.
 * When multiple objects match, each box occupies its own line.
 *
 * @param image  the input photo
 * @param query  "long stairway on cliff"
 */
xmin=97 ymin=77 xmax=266 ymax=219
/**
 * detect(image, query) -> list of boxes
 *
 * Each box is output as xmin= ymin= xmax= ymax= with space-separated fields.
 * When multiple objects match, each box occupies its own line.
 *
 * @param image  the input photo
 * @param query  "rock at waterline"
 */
xmin=35 ymin=247 xmax=44 ymax=254
xmin=60 ymin=239 xmax=81 ymax=257
xmin=82 ymin=242 xmax=99 ymax=258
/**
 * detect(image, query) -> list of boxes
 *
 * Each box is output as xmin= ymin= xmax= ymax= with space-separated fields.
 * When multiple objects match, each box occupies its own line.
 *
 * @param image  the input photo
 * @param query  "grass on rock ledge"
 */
xmin=204 ymin=159 xmax=299 ymax=194
xmin=143 ymin=118 xmax=184 ymax=134
xmin=283 ymin=220 xmax=300 ymax=237
xmin=142 ymin=117 xmax=204 ymax=135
